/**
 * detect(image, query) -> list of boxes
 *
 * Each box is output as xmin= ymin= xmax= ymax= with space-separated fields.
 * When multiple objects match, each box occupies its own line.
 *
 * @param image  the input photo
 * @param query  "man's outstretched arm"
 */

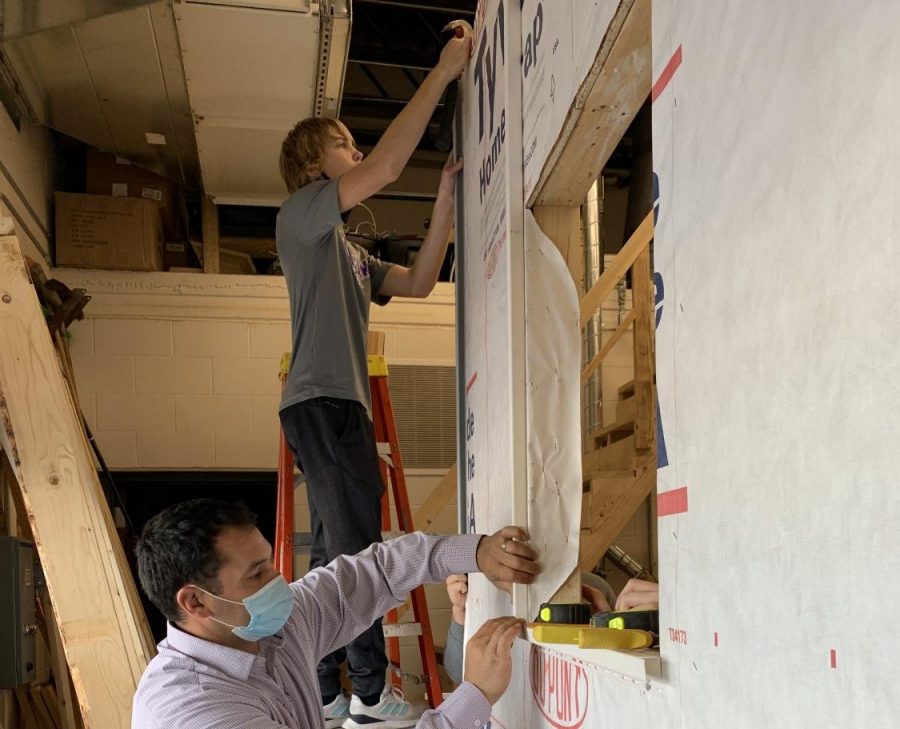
xmin=292 ymin=529 xmax=538 ymax=664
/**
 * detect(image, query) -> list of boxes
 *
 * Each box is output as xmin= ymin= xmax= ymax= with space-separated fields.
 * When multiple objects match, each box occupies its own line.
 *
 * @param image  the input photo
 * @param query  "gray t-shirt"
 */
xmin=276 ymin=179 xmax=393 ymax=413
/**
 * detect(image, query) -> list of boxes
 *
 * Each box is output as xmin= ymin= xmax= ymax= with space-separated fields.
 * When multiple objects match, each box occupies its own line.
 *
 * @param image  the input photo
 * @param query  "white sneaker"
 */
xmin=342 ymin=686 xmax=424 ymax=728
xmin=323 ymin=693 xmax=351 ymax=729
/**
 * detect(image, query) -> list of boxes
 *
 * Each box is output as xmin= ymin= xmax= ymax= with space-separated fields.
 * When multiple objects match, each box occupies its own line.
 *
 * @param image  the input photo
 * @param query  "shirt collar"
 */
xmin=165 ymin=622 xmax=273 ymax=682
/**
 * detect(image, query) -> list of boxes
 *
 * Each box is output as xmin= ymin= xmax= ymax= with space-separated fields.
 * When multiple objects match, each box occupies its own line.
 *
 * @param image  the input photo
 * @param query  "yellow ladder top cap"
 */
xmin=368 ymin=355 xmax=389 ymax=376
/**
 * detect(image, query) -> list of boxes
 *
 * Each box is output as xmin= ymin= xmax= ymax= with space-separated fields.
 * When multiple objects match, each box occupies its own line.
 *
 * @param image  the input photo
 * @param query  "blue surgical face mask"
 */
xmin=193 ymin=575 xmax=294 ymax=642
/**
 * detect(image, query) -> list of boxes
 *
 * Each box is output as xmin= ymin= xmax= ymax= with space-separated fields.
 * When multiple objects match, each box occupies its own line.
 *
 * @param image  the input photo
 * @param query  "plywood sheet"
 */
xmin=0 ymin=236 xmax=152 ymax=728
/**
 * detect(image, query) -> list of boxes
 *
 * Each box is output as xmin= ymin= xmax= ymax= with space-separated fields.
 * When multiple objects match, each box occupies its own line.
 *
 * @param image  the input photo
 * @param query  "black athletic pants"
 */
xmin=280 ymin=396 xmax=387 ymax=701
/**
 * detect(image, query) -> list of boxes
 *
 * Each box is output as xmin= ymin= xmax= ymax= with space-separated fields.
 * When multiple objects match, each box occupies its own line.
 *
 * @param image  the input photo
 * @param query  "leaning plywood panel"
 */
xmin=652 ymin=1 xmax=900 ymax=727
xmin=0 ymin=236 xmax=152 ymax=728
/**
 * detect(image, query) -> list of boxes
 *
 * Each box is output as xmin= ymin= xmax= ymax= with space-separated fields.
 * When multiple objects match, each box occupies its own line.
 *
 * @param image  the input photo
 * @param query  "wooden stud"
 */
xmin=578 ymin=459 xmax=656 ymax=572
xmin=532 ymin=206 xmax=584 ymax=290
xmin=30 ymin=686 xmax=57 ymax=729
xmin=580 ymin=211 xmax=653 ymax=327
xmin=631 ymin=248 xmax=653 ymax=451
xmin=201 ymin=196 xmax=220 ymax=274
xmin=411 ymin=464 xmax=457 ymax=532
xmin=366 ymin=329 xmax=386 ymax=356
xmin=582 ymin=435 xmax=638 ymax=479
xmin=531 ymin=0 xmax=651 ymax=208
xmin=40 ymin=685 xmax=63 ymax=729
xmin=42 ymin=591 xmax=79 ymax=729
xmin=581 ymin=309 xmax=636 ymax=384
xmin=0 ymin=235 xmax=151 ymax=729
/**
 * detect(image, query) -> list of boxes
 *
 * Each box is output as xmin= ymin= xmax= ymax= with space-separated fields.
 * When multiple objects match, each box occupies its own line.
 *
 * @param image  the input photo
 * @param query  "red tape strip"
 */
xmin=652 ymin=45 xmax=683 ymax=103
xmin=657 ymin=486 xmax=688 ymax=516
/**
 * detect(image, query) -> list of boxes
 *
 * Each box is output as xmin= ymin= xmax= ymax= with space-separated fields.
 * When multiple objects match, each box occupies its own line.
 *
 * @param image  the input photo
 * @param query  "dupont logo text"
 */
xmin=529 ymin=646 xmax=589 ymax=729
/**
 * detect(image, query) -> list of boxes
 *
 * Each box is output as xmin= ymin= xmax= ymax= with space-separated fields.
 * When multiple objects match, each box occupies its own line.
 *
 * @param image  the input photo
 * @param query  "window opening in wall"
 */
xmin=579 ymin=98 xmax=658 ymax=604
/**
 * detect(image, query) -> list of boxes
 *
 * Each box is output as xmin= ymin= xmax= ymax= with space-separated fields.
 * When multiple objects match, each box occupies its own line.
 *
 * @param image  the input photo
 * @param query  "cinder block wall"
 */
xmin=55 ymin=268 xmax=459 ymax=693
xmin=56 ymin=270 xmax=455 ymax=470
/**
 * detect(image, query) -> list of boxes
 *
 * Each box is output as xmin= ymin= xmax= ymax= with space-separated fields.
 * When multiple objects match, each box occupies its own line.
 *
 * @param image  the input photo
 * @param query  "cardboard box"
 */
xmin=189 ymin=241 xmax=257 ymax=275
xmin=55 ymin=192 xmax=162 ymax=271
xmin=85 ymin=150 xmax=186 ymax=240
xmin=162 ymin=241 xmax=200 ymax=271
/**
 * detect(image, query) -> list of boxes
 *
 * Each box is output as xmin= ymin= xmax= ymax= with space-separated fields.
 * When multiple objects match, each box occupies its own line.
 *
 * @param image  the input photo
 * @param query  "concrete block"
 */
xmin=175 ymin=393 xmax=252 ymax=434
xmin=95 ymin=319 xmax=173 ymax=356
xmin=71 ymin=354 xmax=135 ymax=394
xmin=250 ymin=322 xmax=292 ymax=359
xmin=392 ymin=327 xmax=455 ymax=363
xmin=174 ymin=320 xmax=250 ymax=358
xmin=94 ymin=430 xmax=138 ymax=469
xmin=252 ymin=395 xmax=282 ymax=441
xmin=136 ymin=430 xmax=215 ymax=469
xmin=214 ymin=431 xmax=279 ymax=469
xmin=96 ymin=393 xmax=175 ymax=431
xmin=213 ymin=358 xmax=282 ymax=395
xmin=135 ymin=356 xmax=213 ymax=394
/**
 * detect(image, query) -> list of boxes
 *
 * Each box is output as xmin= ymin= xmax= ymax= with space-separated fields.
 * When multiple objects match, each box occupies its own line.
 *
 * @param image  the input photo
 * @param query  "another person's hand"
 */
xmin=476 ymin=527 xmax=540 ymax=590
xmin=463 ymin=617 xmax=524 ymax=704
xmin=437 ymin=21 xmax=473 ymax=80
xmin=581 ymin=583 xmax=611 ymax=613
xmin=446 ymin=573 xmax=468 ymax=625
xmin=615 ymin=578 xmax=659 ymax=611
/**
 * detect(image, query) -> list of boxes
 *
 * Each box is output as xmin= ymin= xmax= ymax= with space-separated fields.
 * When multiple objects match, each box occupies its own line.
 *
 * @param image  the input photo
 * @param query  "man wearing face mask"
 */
xmin=132 ymin=498 xmax=539 ymax=729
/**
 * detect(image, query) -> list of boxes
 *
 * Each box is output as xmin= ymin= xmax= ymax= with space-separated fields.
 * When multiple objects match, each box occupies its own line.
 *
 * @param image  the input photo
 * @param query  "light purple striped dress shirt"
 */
xmin=132 ymin=532 xmax=491 ymax=729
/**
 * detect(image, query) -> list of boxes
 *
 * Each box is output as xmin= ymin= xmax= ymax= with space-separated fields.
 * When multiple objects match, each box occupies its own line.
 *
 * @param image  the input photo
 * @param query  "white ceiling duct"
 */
xmin=0 ymin=0 xmax=350 ymax=205
xmin=174 ymin=0 xmax=350 ymax=205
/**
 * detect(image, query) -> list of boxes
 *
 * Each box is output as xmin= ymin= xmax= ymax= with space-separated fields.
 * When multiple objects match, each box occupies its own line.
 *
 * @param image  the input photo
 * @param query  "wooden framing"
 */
xmin=0 ymin=236 xmax=153 ymax=728
xmin=530 ymin=0 xmax=652 ymax=208
xmin=201 ymin=196 xmax=220 ymax=274
xmin=412 ymin=464 xmax=457 ymax=532
xmin=528 ymin=0 xmax=653 ymax=595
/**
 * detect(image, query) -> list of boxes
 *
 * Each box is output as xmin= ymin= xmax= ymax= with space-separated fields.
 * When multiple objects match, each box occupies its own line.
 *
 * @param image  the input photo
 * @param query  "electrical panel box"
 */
xmin=0 ymin=536 xmax=37 ymax=687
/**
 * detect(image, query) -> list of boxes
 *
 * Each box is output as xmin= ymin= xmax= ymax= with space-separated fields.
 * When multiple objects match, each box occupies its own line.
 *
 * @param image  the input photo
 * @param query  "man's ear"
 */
xmin=176 ymin=585 xmax=213 ymax=620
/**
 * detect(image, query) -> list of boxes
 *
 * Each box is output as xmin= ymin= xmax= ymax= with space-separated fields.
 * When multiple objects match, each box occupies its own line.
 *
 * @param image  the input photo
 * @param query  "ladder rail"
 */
xmin=371 ymin=369 xmax=444 ymax=708
xmin=274 ymin=355 xmax=295 ymax=581
xmin=274 ymin=353 xmax=445 ymax=709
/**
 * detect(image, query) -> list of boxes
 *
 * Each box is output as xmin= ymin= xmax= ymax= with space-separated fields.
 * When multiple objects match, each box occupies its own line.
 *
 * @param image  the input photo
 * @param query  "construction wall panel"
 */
xmin=460 ymin=0 xmax=581 ymax=641
xmin=651 ymin=1 xmax=900 ymax=726
xmin=521 ymin=0 xmax=618 ymax=200
xmin=461 ymin=1 xmax=900 ymax=727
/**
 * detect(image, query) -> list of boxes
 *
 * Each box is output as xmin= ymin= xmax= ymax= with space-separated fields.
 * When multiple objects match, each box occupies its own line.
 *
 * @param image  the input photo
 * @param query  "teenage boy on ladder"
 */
xmin=275 ymin=21 xmax=472 ymax=729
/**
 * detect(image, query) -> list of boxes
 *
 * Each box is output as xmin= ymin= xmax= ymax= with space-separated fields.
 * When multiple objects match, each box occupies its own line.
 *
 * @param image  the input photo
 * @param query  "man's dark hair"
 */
xmin=135 ymin=498 xmax=258 ymax=622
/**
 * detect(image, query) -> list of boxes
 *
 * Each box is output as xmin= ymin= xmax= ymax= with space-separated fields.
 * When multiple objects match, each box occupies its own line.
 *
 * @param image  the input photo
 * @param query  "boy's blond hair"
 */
xmin=279 ymin=117 xmax=346 ymax=193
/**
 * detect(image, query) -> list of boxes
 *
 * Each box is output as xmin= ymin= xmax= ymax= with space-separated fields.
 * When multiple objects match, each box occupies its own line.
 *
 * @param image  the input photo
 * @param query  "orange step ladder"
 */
xmin=274 ymin=353 xmax=444 ymax=709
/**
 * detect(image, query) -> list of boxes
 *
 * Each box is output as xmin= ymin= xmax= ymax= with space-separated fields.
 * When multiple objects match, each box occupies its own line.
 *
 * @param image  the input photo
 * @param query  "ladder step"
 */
xmin=383 ymin=623 xmax=423 ymax=639
xmin=292 ymin=530 xmax=407 ymax=553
